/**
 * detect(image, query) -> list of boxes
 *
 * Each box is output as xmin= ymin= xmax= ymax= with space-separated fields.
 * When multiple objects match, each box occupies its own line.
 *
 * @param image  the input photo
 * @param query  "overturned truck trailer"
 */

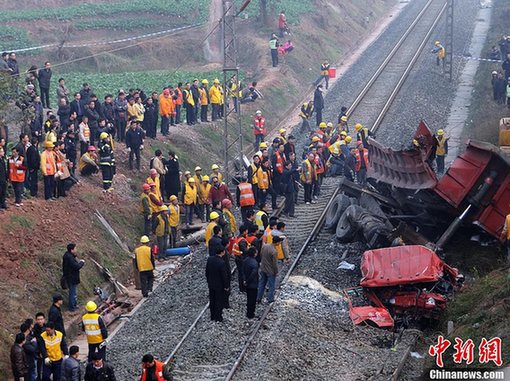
xmin=366 ymin=121 xmax=510 ymax=246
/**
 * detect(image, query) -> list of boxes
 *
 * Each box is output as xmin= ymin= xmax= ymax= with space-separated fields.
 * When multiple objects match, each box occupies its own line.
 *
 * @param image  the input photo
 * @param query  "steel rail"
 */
xmin=161 ymin=0 xmax=445 ymax=377
xmin=370 ymin=1 xmax=448 ymax=133
xmin=346 ymin=0 xmax=436 ymax=117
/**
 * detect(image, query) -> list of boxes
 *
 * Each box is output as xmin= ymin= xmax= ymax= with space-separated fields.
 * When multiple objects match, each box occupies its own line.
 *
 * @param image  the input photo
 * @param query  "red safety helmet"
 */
xmin=142 ymin=183 xmax=151 ymax=190
xmin=222 ymin=199 xmax=232 ymax=208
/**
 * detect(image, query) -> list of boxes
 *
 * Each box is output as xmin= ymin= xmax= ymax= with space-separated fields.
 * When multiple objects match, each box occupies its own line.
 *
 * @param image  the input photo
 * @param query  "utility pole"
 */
xmin=222 ymin=0 xmax=244 ymax=185
xmin=445 ymin=0 xmax=454 ymax=81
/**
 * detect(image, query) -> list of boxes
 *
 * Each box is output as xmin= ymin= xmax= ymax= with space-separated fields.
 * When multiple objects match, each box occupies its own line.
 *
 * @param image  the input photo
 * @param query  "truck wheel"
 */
xmin=336 ymin=210 xmax=357 ymax=242
xmin=324 ymin=194 xmax=351 ymax=231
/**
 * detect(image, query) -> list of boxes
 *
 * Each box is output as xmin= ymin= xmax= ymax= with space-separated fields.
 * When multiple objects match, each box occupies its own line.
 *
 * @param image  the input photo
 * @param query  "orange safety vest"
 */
xmin=41 ymin=150 xmax=56 ymax=176
xmin=238 ymin=182 xmax=255 ymax=206
xmin=257 ymin=170 xmax=270 ymax=190
xmin=199 ymin=87 xmax=209 ymax=105
xmin=141 ymin=360 xmax=166 ymax=381
xmin=315 ymin=154 xmax=325 ymax=174
xmin=275 ymin=151 xmax=285 ymax=174
xmin=175 ymin=88 xmax=183 ymax=106
xmin=8 ymin=156 xmax=25 ymax=182
xmin=231 ymin=236 xmax=248 ymax=257
xmin=354 ymin=148 xmax=369 ymax=172
xmin=253 ymin=117 xmax=266 ymax=135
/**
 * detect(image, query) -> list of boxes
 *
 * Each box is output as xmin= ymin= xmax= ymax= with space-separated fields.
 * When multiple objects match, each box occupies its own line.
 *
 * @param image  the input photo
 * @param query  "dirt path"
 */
xmin=203 ymin=0 xmax=223 ymax=62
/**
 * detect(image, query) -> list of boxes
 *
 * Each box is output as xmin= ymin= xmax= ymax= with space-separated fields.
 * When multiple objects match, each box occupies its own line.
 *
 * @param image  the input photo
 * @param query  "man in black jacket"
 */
xmin=0 ymin=146 xmax=8 ymax=210
xmin=26 ymin=137 xmax=40 ymax=197
xmin=208 ymin=225 xmax=229 ymax=257
xmin=20 ymin=320 xmax=38 ymax=381
xmin=84 ymin=352 xmax=117 ymax=381
xmin=191 ymin=79 xmax=201 ymax=124
xmin=206 ymin=246 xmax=230 ymax=322
xmin=38 ymin=62 xmax=52 ymax=108
xmin=313 ymin=84 xmax=324 ymax=127
xmin=48 ymin=294 xmax=66 ymax=336
xmin=125 ymin=121 xmax=145 ymax=171
xmin=70 ymin=93 xmax=83 ymax=123
xmin=84 ymin=100 xmax=100 ymax=148
xmin=243 ymin=247 xmax=259 ymax=319
xmin=62 ymin=243 xmax=85 ymax=312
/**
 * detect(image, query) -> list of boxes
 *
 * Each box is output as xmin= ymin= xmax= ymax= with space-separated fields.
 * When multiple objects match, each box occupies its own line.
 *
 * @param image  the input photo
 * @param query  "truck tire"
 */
xmin=324 ymin=194 xmax=351 ymax=231
xmin=336 ymin=205 xmax=361 ymax=242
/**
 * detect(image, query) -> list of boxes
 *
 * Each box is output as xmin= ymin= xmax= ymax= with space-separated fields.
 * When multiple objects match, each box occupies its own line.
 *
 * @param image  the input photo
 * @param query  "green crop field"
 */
xmin=237 ymin=0 xmax=314 ymax=24
xmin=49 ymin=69 xmax=223 ymax=105
xmin=0 ymin=26 xmax=33 ymax=51
xmin=0 ymin=0 xmax=209 ymax=23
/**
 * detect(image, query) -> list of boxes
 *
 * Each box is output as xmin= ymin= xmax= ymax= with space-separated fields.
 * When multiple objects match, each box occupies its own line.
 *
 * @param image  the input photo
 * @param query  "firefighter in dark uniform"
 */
xmin=98 ymin=132 xmax=115 ymax=192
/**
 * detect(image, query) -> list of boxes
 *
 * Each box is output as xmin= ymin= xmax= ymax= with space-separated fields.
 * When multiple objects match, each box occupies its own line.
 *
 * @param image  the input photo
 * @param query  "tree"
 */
xmin=260 ymin=0 xmax=268 ymax=26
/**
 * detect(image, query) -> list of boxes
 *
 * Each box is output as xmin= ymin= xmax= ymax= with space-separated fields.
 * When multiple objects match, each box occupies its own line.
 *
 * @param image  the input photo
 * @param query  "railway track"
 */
xmin=107 ymin=2 xmax=446 ymax=380
xmin=347 ymin=0 xmax=447 ymax=135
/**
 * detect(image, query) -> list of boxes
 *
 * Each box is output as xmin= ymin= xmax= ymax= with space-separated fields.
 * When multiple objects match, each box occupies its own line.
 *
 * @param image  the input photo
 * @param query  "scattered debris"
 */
xmin=337 ymin=261 xmax=356 ymax=271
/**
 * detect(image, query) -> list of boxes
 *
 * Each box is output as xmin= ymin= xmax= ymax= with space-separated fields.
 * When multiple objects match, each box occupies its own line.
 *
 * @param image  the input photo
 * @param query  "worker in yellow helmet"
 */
xmin=209 ymin=79 xmax=222 ymax=121
xmin=279 ymin=128 xmax=287 ymax=145
xmin=168 ymin=195 xmax=180 ymax=247
xmin=434 ymin=129 xmax=449 ymax=175
xmin=210 ymin=164 xmax=223 ymax=184
xmin=355 ymin=123 xmax=372 ymax=148
xmin=432 ymin=41 xmax=446 ymax=73
xmin=135 ymin=235 xmax=155 ymax=297
xmin=205 ymin=211 xmax=220 ymax=247
xmin=199 ymin=79 xmax=210 ymax=122
xmin=82 ymin=301 xmax=108 ymax=361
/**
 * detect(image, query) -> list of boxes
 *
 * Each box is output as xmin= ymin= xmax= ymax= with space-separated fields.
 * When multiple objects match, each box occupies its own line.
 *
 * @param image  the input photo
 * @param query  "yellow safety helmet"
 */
xmin=341 ymin=116 xmax=348 ymax=122
xmin=279 ymin=128 xmax=286 ymax=134
xmin=44 ymin=141 xmax=54 ymax=148
xmin=100 ymin=132 xmax=109 ymax=140
xmin=319 ymin=122 xmax=327 ymax=129
xmin=202 ymin=79 xmax=209 ymax=84
xmin=437 ymin=129 xmax=444 ymax=136
xmin=355 ymin=123 xmax=363 ymax=131
xmin=194 ymin=166 xmax=202 ymax=171
xmin=86 ymin=301 xmax=97 ymax=312
xmin=345 ymin=136 xmax=352 ymax=143
xmin=213 ymin=79 xmax=220 ymax=84
xmin=188 ymin=177 xmax=195 ymax=183
xmin=435 ymin=41 xmax=441 ymax=46
xmin=169 ymin=195 xmax=177 ymax=201
xmin=140 ymin=235 xmax=150 ymax=243
xmin=259 ymin=142 xmax=268 ymax=149
xmin=340 ymin=131 xmax=348 ymax=136
xmin=160 ymin=205 xmax=169 ymax=212
xmin=202 ymin=175 xmax=210 ymax=182
xmin=210 ymin=211 xmax=220 ymax=220
xmin=312 ymin=136 xmax=321 ymax=143
xmin=211 ymin=164 xmax=219 ymax=170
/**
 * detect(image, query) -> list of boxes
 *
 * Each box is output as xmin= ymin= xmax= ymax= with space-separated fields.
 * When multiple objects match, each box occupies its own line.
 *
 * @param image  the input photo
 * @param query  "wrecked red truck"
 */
xmin=339 ymin=121 xmax=508 ymax=328
xmin=344 ymin=245 xmax=461 ymax=328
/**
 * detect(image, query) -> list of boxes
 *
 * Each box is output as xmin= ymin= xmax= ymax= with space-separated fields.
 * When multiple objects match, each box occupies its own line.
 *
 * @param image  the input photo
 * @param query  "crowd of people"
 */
xmin=0 ymin=52 xmax=270 ymax=209
xmin=10 ymin=242 xmax=172 ymax=381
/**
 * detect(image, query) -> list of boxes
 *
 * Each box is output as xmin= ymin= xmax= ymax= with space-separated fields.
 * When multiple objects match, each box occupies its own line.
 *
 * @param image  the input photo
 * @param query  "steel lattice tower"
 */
xmin=445 ymin=0 xmax=454 ymax=81
xmin=222 ymin=0 xmax=244 ymax=184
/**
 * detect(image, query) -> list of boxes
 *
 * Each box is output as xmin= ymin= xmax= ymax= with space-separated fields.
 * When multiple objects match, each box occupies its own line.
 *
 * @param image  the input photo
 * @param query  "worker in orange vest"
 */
xmin=231 ymin=225 xmax=250 ymax=292
xmin=174 ymin=83 xmax=184 ymax=124
xmin=271 ymin=144 xmax=287 ymax=195
xmin=8 ymin=147 xmax=26 ymax=207
xmin=236 ymin=179 xmax=256 ymax=223
xmin=252 ymin=110 xmax=266 ymax=150
xmin=141 ymin=353 xmax=168 ymax=381
xmin=159 ymin=88 xmax=175 ymax=136
xmin=354 ymin=141 xmax=369 ymax=186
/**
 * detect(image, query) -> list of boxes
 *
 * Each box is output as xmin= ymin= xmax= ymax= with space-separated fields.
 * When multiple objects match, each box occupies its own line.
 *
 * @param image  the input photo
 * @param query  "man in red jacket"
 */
xmin=207 ymin=175 xmax=233 ymax=204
